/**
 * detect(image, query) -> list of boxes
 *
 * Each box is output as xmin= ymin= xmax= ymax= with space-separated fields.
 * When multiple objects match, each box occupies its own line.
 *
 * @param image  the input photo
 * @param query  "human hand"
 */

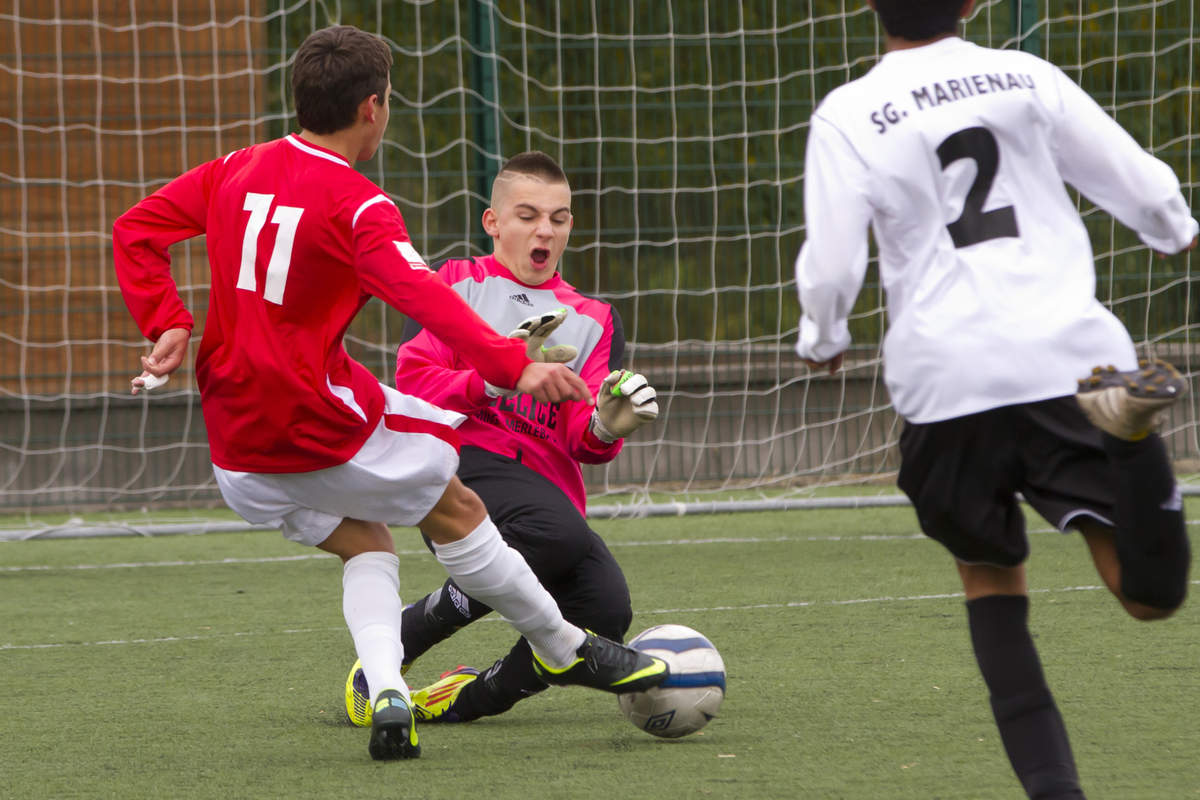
xmin=514 ymin=362 xmax=593 ymax=405
xmin=131 ymin=327 xmax=189 ymax=395
xmin=1155 ymin=235 xmax=1198 ymax=259
xmin=802 ymin=352 xmax=844 ymax=375
xmin=509 ymin=308 xmax=578 ymax=363
xmin=589 ymin=370 xmax=659 ymax=443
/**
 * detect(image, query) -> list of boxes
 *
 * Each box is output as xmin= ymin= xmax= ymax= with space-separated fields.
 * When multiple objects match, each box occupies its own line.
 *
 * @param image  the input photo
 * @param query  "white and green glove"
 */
xmin=590 ymin=369 xmax=659 ymax=443
xmin=485 ymin=308 xmax=579 ymax=398
xmin=510 ymin=308 xmax=578 ymax=364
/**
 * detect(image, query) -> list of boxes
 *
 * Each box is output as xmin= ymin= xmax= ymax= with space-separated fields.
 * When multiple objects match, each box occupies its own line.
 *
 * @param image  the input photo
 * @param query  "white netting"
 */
xmin=1 ymin=1 xmax=1196 ymax=524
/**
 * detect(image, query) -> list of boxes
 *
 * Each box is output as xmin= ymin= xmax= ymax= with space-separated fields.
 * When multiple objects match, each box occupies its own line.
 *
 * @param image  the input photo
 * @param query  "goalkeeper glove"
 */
xmin=590 ymin=369 xmax=659 ymax=443
xmin=485 ymin=308 xmax=579 ymax=398
xmin=510 ymin=308 xmax=578 ymax=363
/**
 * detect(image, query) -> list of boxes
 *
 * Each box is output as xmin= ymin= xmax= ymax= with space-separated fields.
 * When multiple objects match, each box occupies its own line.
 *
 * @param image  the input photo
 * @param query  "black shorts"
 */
xmin=455 ymin=446 xmax=632 ymax=639
xmin=897 ymin=397 xmax=1117 ymax=567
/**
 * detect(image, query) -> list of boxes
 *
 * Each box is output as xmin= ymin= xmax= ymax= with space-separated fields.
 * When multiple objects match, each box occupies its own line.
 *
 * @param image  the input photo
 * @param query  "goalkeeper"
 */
xmin=351 ymin=151 xmax=660 ymax=724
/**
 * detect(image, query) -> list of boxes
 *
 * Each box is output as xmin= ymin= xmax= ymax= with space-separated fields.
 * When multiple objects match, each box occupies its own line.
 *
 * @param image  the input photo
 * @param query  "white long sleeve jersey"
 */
xmin=795 ymin=37 xmax=1198 ymax=424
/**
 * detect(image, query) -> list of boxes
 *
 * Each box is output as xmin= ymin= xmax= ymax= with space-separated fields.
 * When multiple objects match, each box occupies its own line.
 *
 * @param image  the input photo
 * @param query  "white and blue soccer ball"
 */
xmin=618 ymin=624 xmax=726 ymax=738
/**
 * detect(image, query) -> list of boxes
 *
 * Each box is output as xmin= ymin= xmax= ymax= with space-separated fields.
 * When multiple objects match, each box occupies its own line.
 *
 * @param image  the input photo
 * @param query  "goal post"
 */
xmin=1 ymin=1 xmax=1196 ymax=529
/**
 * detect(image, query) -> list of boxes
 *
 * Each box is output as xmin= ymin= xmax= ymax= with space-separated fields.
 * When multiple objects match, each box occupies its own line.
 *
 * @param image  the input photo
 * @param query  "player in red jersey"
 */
xmin=112 ymin=25 xmax=666 ymax=761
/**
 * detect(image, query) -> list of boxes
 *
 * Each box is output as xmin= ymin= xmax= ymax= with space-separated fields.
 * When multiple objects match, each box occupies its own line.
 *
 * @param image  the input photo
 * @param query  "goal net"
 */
xmin=1 ymin=0 xmax=1196 ymax=529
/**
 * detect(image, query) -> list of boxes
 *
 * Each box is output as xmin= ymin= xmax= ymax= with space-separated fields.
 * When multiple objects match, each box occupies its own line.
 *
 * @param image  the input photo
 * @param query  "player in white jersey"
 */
xmin=794 ymin=2 xmax=1197 ymax=797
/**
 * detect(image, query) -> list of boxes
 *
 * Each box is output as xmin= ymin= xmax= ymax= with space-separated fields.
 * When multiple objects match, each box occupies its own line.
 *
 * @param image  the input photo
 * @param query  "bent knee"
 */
xmin=571 ymin=604 xmax=633 ymax=642
xmin=1121 ymin=566 xmax=1189 ymax=619
xmin=421 ymin=478 xmax=488 ymax=544
xmin=1123 ymin=599 xmax=1182 ymax=622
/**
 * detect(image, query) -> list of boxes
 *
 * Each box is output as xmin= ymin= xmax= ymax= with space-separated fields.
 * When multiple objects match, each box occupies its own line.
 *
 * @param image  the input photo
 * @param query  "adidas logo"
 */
xmin=448 ymin=583 xmax=471 ymax=619
xmin=509 ymin=292 xmax=533 ymax=306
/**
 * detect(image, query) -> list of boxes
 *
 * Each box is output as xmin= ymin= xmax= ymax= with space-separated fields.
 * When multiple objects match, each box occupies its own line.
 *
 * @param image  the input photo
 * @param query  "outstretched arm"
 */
xmin=396 ymin=308 xmax=590 ymax=412
xmin=1050 ymin=65 xmax=1199 ymax=255
xmin=354 ymin=202 xmax=590 ymax=405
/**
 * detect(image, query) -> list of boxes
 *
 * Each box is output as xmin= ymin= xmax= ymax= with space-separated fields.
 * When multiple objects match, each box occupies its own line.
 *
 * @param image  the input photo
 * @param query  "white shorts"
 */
xmin=213 ymin=384 xmax=464 ymax=547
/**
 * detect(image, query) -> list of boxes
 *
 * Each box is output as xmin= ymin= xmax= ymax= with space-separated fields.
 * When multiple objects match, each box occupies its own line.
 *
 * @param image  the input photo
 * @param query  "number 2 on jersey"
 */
xmin=238 ymin=192 xmax=304 ymax=304
xmin=936 ymin=127 xmax=1019 ymax=248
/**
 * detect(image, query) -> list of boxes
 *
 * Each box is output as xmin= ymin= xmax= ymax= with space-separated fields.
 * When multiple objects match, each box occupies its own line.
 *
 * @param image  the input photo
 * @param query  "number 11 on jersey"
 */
xmin=238 ymin=192 xmax=304 ymax=305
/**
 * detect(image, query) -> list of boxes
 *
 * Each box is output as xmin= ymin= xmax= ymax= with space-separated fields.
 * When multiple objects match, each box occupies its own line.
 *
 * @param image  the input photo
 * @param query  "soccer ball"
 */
xmin=618 ymin=624 xmax=726 ymax=738
xmin=345 ymin=658 xmax=372 ymax=727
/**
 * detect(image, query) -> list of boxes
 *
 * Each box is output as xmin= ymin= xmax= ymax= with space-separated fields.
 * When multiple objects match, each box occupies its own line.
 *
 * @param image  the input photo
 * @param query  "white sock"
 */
xmin=342 ymin=551 xmax=409 ymax=704
xmin=433 ymin=517 xmax=585 ymax=668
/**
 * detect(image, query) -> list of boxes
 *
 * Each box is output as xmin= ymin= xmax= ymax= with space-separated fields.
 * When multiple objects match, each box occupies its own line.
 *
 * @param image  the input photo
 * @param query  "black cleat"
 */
xmin=367 ymin=689 xmax=420 ymax=761
xmin=1076 ymin=358 xmax=1185 ymax=440
xmin=531 ymin=632 xmax=669 ymax=694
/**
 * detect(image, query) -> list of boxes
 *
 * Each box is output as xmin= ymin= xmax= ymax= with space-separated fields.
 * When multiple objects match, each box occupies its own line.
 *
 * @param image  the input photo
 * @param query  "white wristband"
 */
xmin=484 ymin=381 xmax=516 ymax=398
xmin=589 ymin=410 xmax=620 ymax=443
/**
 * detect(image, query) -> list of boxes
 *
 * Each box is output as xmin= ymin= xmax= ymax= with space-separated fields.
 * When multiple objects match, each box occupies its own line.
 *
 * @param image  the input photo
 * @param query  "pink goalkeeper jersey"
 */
xmin=113 ymin=135 xmax=530 ymax=473
xmin=395 ymin=255 xmax=623 ymax=514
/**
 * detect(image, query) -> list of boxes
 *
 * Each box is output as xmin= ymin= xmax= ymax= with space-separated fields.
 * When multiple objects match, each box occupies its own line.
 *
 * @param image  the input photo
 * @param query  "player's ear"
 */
xmin=359 ymin=93 xmax=380 ymax=124
xmin=482 ymin=207 xmax=499 ymax=237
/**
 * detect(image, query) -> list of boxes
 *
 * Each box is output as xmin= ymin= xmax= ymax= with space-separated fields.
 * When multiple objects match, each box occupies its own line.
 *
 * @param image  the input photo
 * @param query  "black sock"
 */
xmin=450 ymin=639 xmax=547 ymax=722
xmin=1103 ymin=433 xmax=1191 ymax=609
xmin=400 ymin=580 xmax=493 ymax=666
xmin=967 ymin=595 xmax=1085 ymax=800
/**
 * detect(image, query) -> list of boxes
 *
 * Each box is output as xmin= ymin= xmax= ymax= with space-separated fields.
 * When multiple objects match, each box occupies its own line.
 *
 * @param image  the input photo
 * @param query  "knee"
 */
xmin=605 ymin=595 xmax=635 ymax=640
xmin=576 ymin=602 xmax=633 ymax=642
xmin=1122 ymin=598 xmax=1183 ymax=622
xmin=318 ymin=518 xmax=394 ymax=561
xmin=1120 ymin=561 xmax=1189 ymax=618
xmin=558 ymin=578 xmax=632 ymax=640
xmin=420 ymin=478 xmax=487 ymax=545
xmin=440 ymin=478 xmax=487 ymax=519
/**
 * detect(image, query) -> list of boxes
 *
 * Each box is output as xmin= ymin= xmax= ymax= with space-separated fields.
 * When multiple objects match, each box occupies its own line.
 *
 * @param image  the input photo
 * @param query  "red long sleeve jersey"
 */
xmin=113 ymin=134 xmax=529 ymax=473
xmin=395 ymin=255 xmax=623 ymax=514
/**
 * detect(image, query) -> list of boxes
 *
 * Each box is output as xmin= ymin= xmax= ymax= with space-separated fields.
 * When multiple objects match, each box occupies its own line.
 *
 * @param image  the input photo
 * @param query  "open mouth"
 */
xmin=530 ymin=248 xmax=550 ymax=267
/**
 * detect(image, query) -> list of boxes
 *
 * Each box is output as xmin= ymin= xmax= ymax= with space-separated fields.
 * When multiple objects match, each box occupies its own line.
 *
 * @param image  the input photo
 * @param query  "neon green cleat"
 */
xmin=532 ymin=632 xmax=669 ymax=694
xmin=367 ymin=689 xmax=420 ymax=761
xmin=410 ymin=665 xmax=481 ymax=723
xmin=345 ymin=659 xmax=372 ymax=728
xmin=345 ymin=657 xmax=412 ymax=728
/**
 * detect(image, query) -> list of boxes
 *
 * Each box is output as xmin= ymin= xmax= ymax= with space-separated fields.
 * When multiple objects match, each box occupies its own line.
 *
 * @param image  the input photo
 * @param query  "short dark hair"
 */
xmin=495 ymin=151 xmax=569 ymax=186
xmin=490 ymin=151 xmax=570 ymax=206
xmin=872 ymin=0 xmax=964 ymax=41
xmin=292 ymin=25 xmax=392 ymax=135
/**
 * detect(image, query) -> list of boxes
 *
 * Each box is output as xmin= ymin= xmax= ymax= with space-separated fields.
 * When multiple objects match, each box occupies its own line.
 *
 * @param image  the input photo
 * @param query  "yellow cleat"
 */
xmin=345 ymin=658 xmax=372 ymax=728
xmin=411 ymin=665 xmax=480 ymax=723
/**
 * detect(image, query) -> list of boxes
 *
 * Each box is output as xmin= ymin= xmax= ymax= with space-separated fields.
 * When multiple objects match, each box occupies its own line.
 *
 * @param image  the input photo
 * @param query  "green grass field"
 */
xmin=3 ymin=504 xmax=1198 ymax=799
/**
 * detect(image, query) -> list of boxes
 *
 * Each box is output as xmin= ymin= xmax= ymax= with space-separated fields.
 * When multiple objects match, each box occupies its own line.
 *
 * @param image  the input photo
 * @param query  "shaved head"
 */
xmin=490 ymin=151 xmax=569 ymax=207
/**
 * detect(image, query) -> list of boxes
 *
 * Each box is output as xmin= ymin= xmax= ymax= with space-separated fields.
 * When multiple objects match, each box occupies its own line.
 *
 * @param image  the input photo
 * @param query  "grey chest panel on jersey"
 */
xmin=450 ymin=275 xmax=603 ymax=372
